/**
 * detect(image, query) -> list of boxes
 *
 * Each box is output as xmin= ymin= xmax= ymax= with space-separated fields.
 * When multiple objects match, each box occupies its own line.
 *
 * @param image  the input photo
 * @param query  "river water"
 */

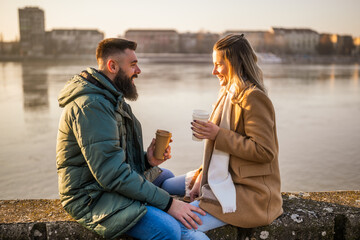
xmin=0 ymin=60 xmax=359 ymax=199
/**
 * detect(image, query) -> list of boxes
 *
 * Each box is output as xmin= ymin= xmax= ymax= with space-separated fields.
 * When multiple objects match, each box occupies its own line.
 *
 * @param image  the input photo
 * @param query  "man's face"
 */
xmin=113 ymin=49 xmax=141 ymax=101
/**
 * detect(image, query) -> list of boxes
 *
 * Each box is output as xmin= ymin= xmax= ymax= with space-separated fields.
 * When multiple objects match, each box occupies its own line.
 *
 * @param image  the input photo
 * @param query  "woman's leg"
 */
xmin=152 ymin=168 xmax=175 ymax=187
xmin=152 ymin=168 xmax=186 ymax=196
xmin=161 ymin=174 xmax=186 ymax=196
xmin=125 ymin=205 xmax=181 ymax=240
xmin=180 ymin=200 xmax=227 ymax=240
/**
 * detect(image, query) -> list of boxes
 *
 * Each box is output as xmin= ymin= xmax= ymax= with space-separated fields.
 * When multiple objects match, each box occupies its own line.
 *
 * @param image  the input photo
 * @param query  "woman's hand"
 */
xmin=189 ymin=172 xmax=202 ymax=202
xmin=191 ymin=120 xmax=220 ymax=141
xmin=146 ymin=138 xmax=172 ymax=167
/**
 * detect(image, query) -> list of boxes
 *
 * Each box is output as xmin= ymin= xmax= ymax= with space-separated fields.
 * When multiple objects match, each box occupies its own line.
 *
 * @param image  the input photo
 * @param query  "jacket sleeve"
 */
xmin=70 ymin=99 xmax=171 ymax=210
xmin=214 ymin=89 xmax=278 ymax=163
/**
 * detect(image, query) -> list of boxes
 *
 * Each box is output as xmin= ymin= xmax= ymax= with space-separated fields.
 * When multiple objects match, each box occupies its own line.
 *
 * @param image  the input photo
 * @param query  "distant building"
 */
xmin=270 ymin=27 xmax=319 ymax=54
xmin=18 ymin=7 xmax=45 ymax=56
xmin=335 ymin=35 xmax=355 ymax=55
xmin=179 ymin=32 xmax=219 ymax=53
xmin=317 ymin=33 xmax=336 ymax=55
xmin=354 ymin=37 xmax=360 ymax=56
xmin=179 ymin=33 xmax=198 ymax=53
xmin=0 ymin=41 xmax=20 ymax=56
xmin=46 ymin=29 xmax=104 ymax=56
xmin=125 ymin=29 xmax=179 ymax=53
xmin=194 ymin=32 xmax=220 ymax=53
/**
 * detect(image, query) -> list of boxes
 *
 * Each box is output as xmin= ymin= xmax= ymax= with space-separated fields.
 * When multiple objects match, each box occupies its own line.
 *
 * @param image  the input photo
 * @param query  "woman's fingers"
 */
xmin=191 ymin=122 xmax=211 ymax=135
xmin=191 ymin=121 xmax=219 ymax=141
xmin=191 ymin=121 xmax=208 ymax=130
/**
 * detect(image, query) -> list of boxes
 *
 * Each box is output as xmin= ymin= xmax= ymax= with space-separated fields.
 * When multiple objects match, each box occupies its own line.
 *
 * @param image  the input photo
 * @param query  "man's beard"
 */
xmin=113 ymin=68 xmax=138 ymax=101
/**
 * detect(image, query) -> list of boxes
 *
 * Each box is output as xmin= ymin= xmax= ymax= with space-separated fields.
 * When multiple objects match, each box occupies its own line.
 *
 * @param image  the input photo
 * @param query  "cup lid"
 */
xmin=156 ymin=129 xmax=172 ymax=137
xmin=193 ymin=109 xmax=210 ymax=117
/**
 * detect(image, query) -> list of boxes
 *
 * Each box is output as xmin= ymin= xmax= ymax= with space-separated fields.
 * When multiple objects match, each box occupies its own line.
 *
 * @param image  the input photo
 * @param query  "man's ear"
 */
xmin=106 ymin=59 xmax=118 ymax=74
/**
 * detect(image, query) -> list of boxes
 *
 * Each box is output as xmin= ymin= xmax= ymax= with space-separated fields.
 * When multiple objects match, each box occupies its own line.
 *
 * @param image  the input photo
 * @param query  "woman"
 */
xmin=181 ymin=34 xmax=283 ymax=239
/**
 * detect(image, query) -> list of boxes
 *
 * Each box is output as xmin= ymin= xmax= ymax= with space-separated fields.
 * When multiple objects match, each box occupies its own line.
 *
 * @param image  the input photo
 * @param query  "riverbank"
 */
xmin=1 ymin=191 xmax=359 ymax=239
xmin=0 ymin=53 xmax=359 ymax=65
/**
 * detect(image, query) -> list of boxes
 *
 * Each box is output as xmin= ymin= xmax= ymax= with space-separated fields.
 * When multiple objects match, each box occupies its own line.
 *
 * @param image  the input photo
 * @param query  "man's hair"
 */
xmin=96 ymin=38 xmax=137 ymax=61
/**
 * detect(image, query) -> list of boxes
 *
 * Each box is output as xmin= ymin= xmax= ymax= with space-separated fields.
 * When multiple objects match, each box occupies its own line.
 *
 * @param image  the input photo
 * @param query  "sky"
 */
xmin=1 ymin=0 xmax=360 ymax=41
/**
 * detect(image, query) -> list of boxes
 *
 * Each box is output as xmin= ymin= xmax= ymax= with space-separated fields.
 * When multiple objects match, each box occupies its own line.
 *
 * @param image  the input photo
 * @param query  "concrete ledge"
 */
xmin=1 ymin=191 xmax=359 ymax=240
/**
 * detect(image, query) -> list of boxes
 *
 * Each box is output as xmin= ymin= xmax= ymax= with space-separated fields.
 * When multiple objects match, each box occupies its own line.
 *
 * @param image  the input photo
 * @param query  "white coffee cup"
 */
xmin=192 ymin=109 xmax=210 ymax=141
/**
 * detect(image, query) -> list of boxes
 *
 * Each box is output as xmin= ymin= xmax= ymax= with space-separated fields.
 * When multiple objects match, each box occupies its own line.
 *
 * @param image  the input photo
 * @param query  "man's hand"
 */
xmin=147 ymin=138 xmax=172 ymax=167
xmin=167 ymin=199 xmax=206 ymax=229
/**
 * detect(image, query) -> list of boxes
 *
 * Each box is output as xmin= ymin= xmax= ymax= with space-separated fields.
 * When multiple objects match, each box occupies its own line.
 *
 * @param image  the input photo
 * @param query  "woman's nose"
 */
xmin=212 ymin=67 xmax=218 ymax=75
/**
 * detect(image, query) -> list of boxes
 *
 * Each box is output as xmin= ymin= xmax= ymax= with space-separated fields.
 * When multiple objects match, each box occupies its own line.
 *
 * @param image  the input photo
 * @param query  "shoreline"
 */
xmin=0 ymin=53 xmax=359 ymax=65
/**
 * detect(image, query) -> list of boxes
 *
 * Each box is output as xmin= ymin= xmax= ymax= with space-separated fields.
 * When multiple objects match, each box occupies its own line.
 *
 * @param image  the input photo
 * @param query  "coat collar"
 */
xmin=210 ymin=90 xmax=242 ymax=132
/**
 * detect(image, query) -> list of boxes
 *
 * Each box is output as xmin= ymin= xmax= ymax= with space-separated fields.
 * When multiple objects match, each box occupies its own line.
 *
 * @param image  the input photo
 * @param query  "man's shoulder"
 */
xmin=65 ymin=92 xmax=116 ymax=114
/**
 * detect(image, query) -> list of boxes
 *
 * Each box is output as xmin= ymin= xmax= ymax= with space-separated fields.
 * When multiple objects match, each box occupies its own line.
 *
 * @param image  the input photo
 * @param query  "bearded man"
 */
xmin=56 ymin=38 xmax=204 ymax=240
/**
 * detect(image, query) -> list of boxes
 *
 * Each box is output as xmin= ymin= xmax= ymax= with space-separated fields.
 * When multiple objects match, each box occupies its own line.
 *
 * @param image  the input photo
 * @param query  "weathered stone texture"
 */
xmin=1 ymin=191 xmax=359 ymax=240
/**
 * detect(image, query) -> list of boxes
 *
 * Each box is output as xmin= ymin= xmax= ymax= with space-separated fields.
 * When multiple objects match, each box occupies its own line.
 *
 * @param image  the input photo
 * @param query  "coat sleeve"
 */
xmin=214 ymin=89 xmax=278 ymax=163
xmin=70 ymin=99 xmax=171 ymax=210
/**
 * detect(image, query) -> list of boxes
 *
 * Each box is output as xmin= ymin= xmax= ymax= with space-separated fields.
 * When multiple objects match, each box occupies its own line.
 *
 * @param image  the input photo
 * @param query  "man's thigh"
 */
xmin=125 ymin=206 xmax=181 ymax=240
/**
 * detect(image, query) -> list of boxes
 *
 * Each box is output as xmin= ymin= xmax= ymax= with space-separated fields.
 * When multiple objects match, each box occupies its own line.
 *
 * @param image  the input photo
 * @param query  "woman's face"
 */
xmin=212 ymin=50 xmax=229 ymax=86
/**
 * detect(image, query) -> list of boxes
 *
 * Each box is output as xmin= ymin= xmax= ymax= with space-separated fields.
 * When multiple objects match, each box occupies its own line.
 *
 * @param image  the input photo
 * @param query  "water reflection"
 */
xmin=352 ymin=64 xmax=359 ymax=87
xmin=262 ymin=64 xmax=358 ymax=83
xmin=0 ymin=62 xmax=359 ymax=199
xmin=21 ymin=62 xmax=49 ymax=111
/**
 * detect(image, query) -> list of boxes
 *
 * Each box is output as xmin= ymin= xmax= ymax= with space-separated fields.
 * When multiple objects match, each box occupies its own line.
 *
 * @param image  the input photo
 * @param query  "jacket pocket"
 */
xmin=240 ymin=163 xmax=273 ymax=178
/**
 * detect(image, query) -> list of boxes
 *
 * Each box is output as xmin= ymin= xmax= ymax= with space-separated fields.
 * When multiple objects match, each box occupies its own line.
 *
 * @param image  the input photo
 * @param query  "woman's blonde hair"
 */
xmin=214 ymin=34 xmax=265 ymax=103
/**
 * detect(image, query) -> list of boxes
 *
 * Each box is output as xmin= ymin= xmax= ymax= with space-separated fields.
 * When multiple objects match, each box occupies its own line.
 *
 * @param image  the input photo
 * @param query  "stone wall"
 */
xmin=1 ymin=191 xmax=359 ymax=240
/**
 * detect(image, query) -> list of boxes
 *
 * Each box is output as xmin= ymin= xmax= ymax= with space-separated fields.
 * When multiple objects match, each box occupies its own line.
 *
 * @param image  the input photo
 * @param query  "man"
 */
xmin=56 ymin=38 xmax=205 ymax=240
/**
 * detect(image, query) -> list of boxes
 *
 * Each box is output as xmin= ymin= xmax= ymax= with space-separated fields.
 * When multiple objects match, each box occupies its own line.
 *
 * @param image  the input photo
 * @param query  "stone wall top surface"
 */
xmin=0 ymin=191 xmax=359 ymax=224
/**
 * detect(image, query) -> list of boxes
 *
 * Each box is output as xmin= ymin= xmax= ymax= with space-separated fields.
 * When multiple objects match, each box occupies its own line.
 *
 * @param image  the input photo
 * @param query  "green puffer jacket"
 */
xmin=56 ymin=67 xmax=171 ymax=239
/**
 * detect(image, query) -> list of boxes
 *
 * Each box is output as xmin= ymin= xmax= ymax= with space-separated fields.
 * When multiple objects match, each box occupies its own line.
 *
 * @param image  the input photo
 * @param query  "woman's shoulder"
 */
xmin=241 ymin=87 xmax=269 ymax=102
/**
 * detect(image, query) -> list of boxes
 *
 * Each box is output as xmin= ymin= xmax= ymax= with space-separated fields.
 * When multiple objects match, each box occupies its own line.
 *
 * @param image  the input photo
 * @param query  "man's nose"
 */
xmin=136 ymin=66 xmax=141 ymax=74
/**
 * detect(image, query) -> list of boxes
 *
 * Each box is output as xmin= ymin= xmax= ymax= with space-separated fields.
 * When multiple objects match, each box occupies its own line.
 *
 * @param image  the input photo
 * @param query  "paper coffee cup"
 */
xmin=192 ymin=110 xmax=210 ymax=141
xmin=154 ymin=130 xmax=172 ymax=160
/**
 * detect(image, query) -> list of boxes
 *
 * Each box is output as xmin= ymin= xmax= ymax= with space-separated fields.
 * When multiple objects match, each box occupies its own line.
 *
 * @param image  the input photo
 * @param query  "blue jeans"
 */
xmin=153 ymin=169 xmax=186 ymax=196
xmin=154 ymin=170 xmax=227 ymax=239
xmin=125 ymin=169 xmax=183 ymax=239
xmin=180 ymin=201 xmax=227 ymax=240
xmin=126 ymin=205 xmax=181 ymax=240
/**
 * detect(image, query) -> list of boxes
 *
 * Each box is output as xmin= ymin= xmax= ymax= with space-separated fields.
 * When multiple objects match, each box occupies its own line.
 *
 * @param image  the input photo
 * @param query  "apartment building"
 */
xmin=18 ymin=7 xmax=45 ymax=56
xmin=270 ymin=27 xmax=319 ymax=54
xmin=46 ymin=29 xmax=104 ymax=56
xmin=125 ymin=29 xmax=180 ymax=53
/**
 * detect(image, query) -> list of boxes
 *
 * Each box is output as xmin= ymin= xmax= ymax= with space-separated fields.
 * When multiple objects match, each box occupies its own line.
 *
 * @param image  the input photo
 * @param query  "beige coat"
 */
xmin=199 ymin=87 xmax=283 ymax=228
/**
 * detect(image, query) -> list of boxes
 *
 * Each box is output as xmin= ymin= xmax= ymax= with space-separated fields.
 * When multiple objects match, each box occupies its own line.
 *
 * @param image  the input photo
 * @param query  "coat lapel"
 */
xmin=202 ymin=92 xmax=243 ymax=188
xmin=210 ymin=91 xmax=225 ymax=125
xmin=231 ymin=103 xmax=242 ymax=132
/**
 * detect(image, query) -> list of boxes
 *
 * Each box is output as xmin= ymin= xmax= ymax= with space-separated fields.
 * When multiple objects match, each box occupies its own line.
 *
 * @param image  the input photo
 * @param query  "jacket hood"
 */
xmin=58 ymin=67 xmax=122 ymax=108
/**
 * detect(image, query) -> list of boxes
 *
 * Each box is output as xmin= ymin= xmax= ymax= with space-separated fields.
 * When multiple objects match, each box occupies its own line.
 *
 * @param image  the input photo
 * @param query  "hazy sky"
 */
xmin=1 ymin=0 xmax=359 ymax=41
